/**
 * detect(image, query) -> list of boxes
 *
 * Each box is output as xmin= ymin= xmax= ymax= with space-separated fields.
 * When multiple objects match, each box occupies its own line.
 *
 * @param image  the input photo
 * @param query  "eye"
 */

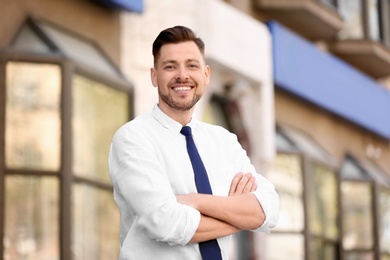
xmin=188 ymin=63 xmax=199 ymax=69
xmin=164 ymin=65 xmax=175 ymax=70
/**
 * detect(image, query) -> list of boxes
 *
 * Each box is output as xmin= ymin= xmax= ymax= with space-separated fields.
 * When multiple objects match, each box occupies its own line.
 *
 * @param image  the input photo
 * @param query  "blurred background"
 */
xmin=0 ymin=0 xmax=390 ymax=259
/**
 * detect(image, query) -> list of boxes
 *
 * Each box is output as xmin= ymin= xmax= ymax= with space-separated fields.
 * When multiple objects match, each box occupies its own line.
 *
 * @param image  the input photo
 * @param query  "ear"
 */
xmin=150 ymin=67 xmax=158 ymax=87
xmin=204 ymin=65 xmax=211 ymax=85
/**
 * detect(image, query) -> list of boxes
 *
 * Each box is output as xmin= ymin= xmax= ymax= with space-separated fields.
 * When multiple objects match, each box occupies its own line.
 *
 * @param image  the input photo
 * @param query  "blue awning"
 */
xmin=268 ymin=20 xmax=390 ymax=140
xmin=93 ymin=0 xmax=143 ymax=13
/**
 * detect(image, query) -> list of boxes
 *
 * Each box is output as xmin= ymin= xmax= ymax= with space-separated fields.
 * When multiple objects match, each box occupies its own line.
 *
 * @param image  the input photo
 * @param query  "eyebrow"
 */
xmin=161 ymin=59 xmax=201 ymax=65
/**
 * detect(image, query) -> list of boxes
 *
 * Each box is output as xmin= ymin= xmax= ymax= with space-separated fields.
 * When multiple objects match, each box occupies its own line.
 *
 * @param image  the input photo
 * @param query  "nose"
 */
xmin=176 ymin=66 xmax=189 ymax=81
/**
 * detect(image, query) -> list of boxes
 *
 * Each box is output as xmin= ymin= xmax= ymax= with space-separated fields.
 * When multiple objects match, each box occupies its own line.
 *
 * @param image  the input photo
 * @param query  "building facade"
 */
xmin=0 ymin=0 xmax=390 ymax=259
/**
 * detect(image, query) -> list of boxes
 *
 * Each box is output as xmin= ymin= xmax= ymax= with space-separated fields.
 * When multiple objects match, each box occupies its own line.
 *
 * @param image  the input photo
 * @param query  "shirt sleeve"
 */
xmin=108 ymin=125 xmax=201 ymax=245
xmin=230 ymin=132 xmax=280 ymax=233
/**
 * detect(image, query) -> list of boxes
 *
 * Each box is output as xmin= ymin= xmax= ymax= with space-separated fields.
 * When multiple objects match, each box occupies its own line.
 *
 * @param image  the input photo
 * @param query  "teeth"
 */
xmin=174 ymin=86 xmax=191 ymax=91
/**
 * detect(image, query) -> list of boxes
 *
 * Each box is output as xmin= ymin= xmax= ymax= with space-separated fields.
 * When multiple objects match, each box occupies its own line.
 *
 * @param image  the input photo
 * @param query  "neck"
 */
xmin=157 ymin=103 xmax=194 ymax=126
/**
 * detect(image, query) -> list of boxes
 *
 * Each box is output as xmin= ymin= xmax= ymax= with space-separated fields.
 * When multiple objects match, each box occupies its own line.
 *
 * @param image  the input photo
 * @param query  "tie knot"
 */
xmin=180 ymin=126 xmax=192 ymax=137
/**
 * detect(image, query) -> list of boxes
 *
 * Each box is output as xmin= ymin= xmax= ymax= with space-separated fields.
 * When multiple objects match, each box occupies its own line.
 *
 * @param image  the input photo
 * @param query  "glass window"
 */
xmin=3 ymin=17 xmax=132 ymax=260
xmin=204 ymin=95 xmax=251 ymax=153
xmin=309 ymin=237 xmax=338 ymax=260
xmin=308 ymin=164 xmax=338 ymax=241
xmin=4 ymin=176 xmax=59 ymax=260
xmin=11 ymin=22 xmax=54 ymax=53
xmin=341 ymin=182 xmax=374 ymax=250
xmin=379 ymin=187 xmax=390 ymax=255
xmin=344 ymin=251 xmax=375 ymax=260
xmin=264 ymin=233 xmax=304 ymax=260
xmin=318 ymin=0 xmax=337 ymax=9
xmin=382 ymin=0 xmax=390 ymax=47
xmin=72 ymin=183 xmax=120 ymax=260
xmin=278 ymin=126 xmax=335 ymax=165
xmin=265 ymin=153 xmax=305 ymax=259
xmin=72 ymin=75 xmax=129 ymax=183
xmin=368 ymin=0 xmax=380 ymax=40
xmin=268 ymin=154 xmax=304 ymax=232
xmin=203 ymin=95 xmax=230 ymax=129
xmin=338 ymin=0 xmax=364 ymax=39
xmin=5 ymin=62 xmax=61 ymax=171
xmin=275 ymin=131 xmax=298 ymax=152
xmin=341 ymin=157 xmax=371 ymax=180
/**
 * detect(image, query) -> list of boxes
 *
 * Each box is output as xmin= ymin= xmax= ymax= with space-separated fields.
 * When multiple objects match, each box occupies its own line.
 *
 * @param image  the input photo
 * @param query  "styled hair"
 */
xmin=152 ymin=25 xmax=205 ymax=67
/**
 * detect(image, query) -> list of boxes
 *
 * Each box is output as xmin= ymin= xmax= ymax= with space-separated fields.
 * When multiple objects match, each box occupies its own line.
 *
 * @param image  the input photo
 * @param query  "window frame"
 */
xmin=270 ymin=126 xmax=341 ymax=260
xmin=336 ymin=0 xmax=390 ymax=47
xmin=0 ymin=27 xmax=133 ymax=259
xmin=339 ymin=155 xmax=390 ymax=259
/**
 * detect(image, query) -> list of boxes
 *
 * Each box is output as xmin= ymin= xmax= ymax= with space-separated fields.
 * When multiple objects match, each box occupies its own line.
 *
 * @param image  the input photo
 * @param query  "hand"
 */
xmin=228 ymin=172 xmax=257 ymax=196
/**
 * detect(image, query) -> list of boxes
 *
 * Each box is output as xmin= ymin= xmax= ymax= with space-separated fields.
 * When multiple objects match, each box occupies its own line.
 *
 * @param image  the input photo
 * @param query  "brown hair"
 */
xmin=152 ymin=25 xmax=205 ymax=67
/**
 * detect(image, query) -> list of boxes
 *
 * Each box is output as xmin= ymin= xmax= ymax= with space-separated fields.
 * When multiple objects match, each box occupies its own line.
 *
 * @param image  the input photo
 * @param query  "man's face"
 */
xmin=151 ymin=41 xmax=210 ymax=113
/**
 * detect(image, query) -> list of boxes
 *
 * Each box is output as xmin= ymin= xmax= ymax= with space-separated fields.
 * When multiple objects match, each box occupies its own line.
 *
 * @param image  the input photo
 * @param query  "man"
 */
xmin=108 ymin=25 xmax=279 ymax=260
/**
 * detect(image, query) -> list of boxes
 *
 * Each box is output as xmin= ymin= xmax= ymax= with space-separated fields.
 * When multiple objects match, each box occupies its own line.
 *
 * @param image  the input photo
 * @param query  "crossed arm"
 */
xmin=176 ymin=172 xmax=265 ymax=243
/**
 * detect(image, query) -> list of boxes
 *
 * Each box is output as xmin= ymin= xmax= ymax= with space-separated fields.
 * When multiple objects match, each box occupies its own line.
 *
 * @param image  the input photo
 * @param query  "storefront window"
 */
xmin=269 ymin=154 xmax=304 ymax=232
xmin=4 ymin=176 xmax=59 ymax=260
xmin=72 ymin=75 xmax=129 ymax=183
xmin=265 ymin=153 xmax=304 ymax=259
xmin=308 ymin=164 xmax=338 ymax=241
xmin=379 ymin=187 xmax=390 ymax=256
xmin=342 ymin=181 xmax=374 ymax=249
xmin=72 ymin=184 xmax=119 ymax=259
xmin=344 ymin=251 xmax=375 ymax=260
xmin=264 ymin=233 xmax=304 ymax=259
xmin=5 ymin=62 xmax=61 ymax=171
xmin=309 ymin=237 xmax=338 ymax=260
xmin=266 ymin=126 xmax=339 ymax=260
xmin=307 ymin=163 xmax=339 ymax=259
xmin=340 ymin=155 xmax=390 ymax=259
xmin=1 ymin=17 xmax=132 ymax=259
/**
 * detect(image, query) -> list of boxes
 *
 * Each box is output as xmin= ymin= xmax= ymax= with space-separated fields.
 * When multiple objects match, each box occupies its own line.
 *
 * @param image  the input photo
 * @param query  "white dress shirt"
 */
xmin=108 ymin=104 xmax=279 ymax=260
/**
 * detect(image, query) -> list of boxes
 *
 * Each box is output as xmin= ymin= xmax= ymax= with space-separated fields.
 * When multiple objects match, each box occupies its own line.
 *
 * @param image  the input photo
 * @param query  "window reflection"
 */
xmin=5 ymin=62 xmax=61 ymax=171
xmin=72 ymin=75 xmax=129 ymax=183
xmin=268 ymin=154 xmax=304 ymax=232
xmin=4 ymin=176 xmax=59 ymax=260
xmin=344 ymin=251 xmax=375 ymax=260
xmin=368 ymin=0 xmax=380 ymax=40
xmin=309 ymin=238 xmax=337 ymax=260
xmin=342 ymin=182 xmax=374 ymax=250
xmin=379 ymin=187 xmax=390 ymax=255
xmin=338 ymin=0 xmax=364 ymax=39
xmin=72 ymin=184 xmax=120 ymax=260
xmin=308 ymin=164 xmax=338 ymax=241
xmin=318 ymin=0 xmax=337 ymax=8
xmin=264 ymin=233 xmax=304 ymax=260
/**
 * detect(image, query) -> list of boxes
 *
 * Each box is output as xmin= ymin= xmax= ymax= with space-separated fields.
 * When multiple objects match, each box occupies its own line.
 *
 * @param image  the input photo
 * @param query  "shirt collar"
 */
xmin=152 ymin=104 xmax=199 ymax=134
xmin=152 ymin=104 xmax=197 ymax=133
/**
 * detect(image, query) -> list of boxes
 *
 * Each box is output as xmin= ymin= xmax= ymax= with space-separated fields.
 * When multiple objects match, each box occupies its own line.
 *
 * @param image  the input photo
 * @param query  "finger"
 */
xmin=235 ymin=172 xmax=252 ymax=194
xmin=250 ymin=182 xmax=258 ymax=192
xmin=229 ymin=172 xmax=243 ymax=196
xmin=243 ymin=175 xmax=256 ymax=193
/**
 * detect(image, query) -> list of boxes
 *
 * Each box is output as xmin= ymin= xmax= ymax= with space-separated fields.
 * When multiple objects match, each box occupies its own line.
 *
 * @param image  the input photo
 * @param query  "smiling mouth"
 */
xmin=172 ymin=86 xmax=192 ymax=91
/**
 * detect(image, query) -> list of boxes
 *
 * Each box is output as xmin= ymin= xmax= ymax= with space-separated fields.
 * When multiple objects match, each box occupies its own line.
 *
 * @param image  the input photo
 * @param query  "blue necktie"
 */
xmin=181 ymin=126 xmax=223 ymax=260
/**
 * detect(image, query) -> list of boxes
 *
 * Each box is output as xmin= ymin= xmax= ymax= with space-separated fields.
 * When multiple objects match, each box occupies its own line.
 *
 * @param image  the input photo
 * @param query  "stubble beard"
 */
xmin=159 ymin=89 xmax=202 ymax=112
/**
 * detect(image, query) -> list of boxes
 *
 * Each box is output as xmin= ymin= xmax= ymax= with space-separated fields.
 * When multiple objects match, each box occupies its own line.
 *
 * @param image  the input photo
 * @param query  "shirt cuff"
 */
xmin=250 ymin=190 xmax=276 ymax=233
xmin=167 ymin=205 xmax=201 ymax=246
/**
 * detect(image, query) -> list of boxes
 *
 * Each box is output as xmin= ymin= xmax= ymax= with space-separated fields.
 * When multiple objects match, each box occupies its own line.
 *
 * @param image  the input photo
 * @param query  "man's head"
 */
xmin=152 ymin=25 xmax=205 ymax=68
xmin=150 ymin=26 xmax=210 ymax=123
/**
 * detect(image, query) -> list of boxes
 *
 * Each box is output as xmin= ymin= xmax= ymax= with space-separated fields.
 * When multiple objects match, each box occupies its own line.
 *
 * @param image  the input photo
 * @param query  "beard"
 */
xmin=158 ymin=88 xmax=202 ymax=111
